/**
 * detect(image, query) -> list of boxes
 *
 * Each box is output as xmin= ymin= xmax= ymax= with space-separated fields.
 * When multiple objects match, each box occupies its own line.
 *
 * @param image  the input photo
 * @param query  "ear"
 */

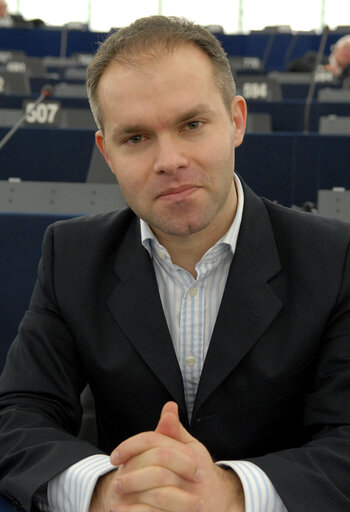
xmin=231 ymin=95 xmax=247 ymax=149
xmin=95 ymin=130 xmax=112 ymax=168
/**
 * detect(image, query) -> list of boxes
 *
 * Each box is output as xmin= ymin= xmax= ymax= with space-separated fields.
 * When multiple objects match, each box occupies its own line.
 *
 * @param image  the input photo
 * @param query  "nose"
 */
xmin=153 ymin=134 xmax=189 ymax=175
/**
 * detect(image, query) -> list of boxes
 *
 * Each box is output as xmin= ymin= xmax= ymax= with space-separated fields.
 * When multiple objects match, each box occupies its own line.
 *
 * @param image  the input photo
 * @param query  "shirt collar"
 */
xmin=141 ymin=174 xmax=244 ymax=259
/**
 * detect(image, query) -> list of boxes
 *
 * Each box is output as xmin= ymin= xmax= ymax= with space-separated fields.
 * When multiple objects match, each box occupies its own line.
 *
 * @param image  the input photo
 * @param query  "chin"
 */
xmin=163 ymin=220 xmax=211 ymax=237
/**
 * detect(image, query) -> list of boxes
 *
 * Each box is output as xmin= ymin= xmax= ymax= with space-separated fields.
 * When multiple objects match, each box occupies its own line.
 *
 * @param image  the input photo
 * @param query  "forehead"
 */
xmin=99 ymin=44 xmax=218 ymax=99
xmin=97 ymin=44 xmax=222 ymax=126
xmin=337 ymin=42 xmax=350 ymax=51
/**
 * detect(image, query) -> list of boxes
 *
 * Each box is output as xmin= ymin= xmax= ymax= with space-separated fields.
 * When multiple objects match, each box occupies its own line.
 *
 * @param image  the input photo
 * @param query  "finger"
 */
xmin=155 ymin=402 xmax=180 ymax=440
xmin=159 ymin=401 xmax=179 ymax=417
xmin=111 ymin=421 xmax=197 ymax=468
xmin=117 ymin=444 xmax=203 ymax=483
xmin=176 ymin=420 xmax=197 ymax=445
xmin=155 ymin=401 xmax=196 ymax=446
xmin=111 ymin=431 xmax=187 ymax=465
xmin=114 ymin=465 xmax=185 ymax=494
xmin=141 ymin=486 xmax=203 ymax=512
xmin=116 ymin=486 xmax=203 ymax=512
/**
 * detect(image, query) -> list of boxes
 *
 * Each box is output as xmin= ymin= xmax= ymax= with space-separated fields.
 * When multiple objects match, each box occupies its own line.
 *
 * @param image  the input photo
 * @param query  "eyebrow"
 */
xmin=176 ymin=104 xmax=214 ymax=124
xmin=112 ymin=103 xmax=214 ymax=138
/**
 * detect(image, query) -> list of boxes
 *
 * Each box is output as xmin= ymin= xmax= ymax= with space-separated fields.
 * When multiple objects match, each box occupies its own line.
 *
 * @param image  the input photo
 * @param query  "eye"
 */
xmin=185 ymin=120 xmax=202 ymax=131
xmin=125 ymin=134 xmax=144 ymax=145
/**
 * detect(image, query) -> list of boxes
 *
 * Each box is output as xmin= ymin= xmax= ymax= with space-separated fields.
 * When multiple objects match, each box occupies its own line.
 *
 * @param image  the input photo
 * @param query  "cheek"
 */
xmin=111 ymin=163 xmax=149 ymax=204
xmin=200 ymin=136 xmax=235 ymax=175
xmin=115 ymin=173 xmax=139 ymax=198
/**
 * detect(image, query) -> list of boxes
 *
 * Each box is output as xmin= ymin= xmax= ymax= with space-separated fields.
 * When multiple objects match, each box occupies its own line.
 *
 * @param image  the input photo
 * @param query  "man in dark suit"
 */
xmin=1 ymin=15 xmax=350 ymax=512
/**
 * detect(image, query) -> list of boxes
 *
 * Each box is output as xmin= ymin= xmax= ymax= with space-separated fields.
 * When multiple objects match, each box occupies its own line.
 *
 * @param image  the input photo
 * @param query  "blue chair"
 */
xmin=0 ymin=212 xmax=79 ymax=373
xmin=0 ymin=127 xmax=95 ymax=182
xmin=0 ymin=494 xmax=18 ymax=511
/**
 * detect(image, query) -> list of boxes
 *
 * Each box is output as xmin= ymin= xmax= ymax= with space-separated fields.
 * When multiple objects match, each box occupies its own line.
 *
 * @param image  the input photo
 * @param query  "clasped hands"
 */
xmin=90 ymin=401 xmax=244 ymax=512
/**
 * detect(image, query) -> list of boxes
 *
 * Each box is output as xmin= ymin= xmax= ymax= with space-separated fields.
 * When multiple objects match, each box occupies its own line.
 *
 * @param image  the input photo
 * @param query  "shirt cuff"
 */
xmin=216 ymin=460 xmax=288 ymax=512
xmin=47 ymin=454 xmax=116 ymax=512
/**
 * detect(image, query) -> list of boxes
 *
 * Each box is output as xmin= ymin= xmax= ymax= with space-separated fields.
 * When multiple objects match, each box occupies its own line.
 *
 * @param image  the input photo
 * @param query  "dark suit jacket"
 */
xmin=1 ymin=182 xmax=350 ymax=511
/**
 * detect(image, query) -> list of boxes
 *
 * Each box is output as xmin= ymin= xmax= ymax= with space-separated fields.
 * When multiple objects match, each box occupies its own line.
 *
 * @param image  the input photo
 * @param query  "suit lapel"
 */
xmin=106 ymin=217 xmax=186 ymax=415
xmin=193 ymin=183 xmax=283 ymax=415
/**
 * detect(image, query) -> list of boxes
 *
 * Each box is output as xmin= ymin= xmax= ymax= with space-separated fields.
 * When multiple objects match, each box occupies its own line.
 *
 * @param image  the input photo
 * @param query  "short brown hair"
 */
xmin=87 ymin=15 xmax=236 ymax=131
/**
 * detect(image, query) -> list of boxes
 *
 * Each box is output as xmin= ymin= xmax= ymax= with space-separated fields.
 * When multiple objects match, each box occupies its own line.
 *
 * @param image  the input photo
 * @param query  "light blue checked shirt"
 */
xmin=42 ymin=175 xmax=287 ymax=512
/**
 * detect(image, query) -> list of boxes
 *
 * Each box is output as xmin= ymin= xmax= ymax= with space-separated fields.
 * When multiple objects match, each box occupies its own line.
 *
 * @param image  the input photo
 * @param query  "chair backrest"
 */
xmin=245 ymin=112 xmax=272 ymax=133
xmin=0 ymin=212 xmax=78 ymax=373
xmin=0 ymin=493 xmax=17 ymax=511
xmin=60 ymin=108 xmax=96 ymax=129
xmin=0 ymin=126 xmax=95 ymax=182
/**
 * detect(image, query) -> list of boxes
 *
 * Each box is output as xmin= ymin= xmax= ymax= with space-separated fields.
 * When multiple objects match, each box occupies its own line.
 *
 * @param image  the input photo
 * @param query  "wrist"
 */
xmin=217 ymin=466 xmax=245 ymax=512
xmin=89 ymin=469 xmax=118 ymax=512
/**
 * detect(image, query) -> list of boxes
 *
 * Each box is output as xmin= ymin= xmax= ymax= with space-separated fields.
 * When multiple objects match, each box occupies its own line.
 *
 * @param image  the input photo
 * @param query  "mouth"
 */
xmin=157 ymin=185 xmax=200 ymax=202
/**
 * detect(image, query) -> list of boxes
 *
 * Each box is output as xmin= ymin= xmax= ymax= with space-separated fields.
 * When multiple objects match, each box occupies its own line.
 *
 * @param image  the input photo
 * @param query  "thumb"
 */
xmin=155 ymin=402 xmax=194 ymax=445
xmin=155 ymin=401 xmax=180 ymax=439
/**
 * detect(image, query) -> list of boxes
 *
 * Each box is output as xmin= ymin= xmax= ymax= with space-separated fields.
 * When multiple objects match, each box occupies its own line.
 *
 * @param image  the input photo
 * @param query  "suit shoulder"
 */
xmin=41 ymin=208 xmax=139 ymax=263
xmin=48 ymin=207 xmax=135 ymax=239
xmin=263 ymin=198 xmax=350 ymax=247
xmin=39 ymin=207 xmax=139 ymax=276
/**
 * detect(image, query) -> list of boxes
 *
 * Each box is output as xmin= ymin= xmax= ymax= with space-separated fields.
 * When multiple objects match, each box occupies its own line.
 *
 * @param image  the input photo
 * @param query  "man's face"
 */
xmin=0 ymin=1 xmax=8 ymax=17
xmin=96 ymin=44 xmax=246 ymax=245
xmin=334 ymin=43 xmax=350 ymax=69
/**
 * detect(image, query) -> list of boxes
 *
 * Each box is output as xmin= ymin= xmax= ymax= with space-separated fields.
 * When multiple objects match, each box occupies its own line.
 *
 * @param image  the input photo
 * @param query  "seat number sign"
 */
xmin=242 ymin=82 xmax=268 ymax=99
xmin=23 ymin=101 xmax=61 ymax=126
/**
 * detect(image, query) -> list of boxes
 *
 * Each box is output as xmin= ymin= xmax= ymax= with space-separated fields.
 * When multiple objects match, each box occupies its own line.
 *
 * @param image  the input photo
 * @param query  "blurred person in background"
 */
xmin=324 ymin=34 xmax=350 ymax=79
xmin=0 ymin=0 xmax=25 ymax=27
xmin=289 ymin=33 xmax=350 ymax=80
xmin=0 ymin=0 xmax=42 ymax=28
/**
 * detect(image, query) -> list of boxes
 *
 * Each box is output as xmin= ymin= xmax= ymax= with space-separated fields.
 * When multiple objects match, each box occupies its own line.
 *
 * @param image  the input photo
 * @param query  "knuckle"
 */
xmin=156 ymin=466 xmax=169 ymax=485
xmin=143 ymin=431 xmax=155 ymax=444
xmin=150 ymin=488 xmax=166 ymax=508
xmin=157 ymin=446 xmax=172 ymax=465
